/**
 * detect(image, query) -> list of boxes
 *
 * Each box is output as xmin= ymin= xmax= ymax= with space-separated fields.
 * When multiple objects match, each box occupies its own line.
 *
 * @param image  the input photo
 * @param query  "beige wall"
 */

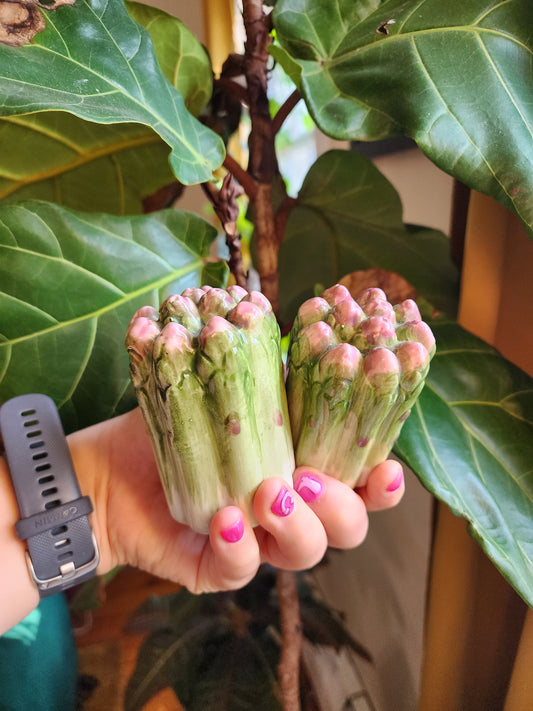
xmin=140 ymin=0 xmax=205 ymax=41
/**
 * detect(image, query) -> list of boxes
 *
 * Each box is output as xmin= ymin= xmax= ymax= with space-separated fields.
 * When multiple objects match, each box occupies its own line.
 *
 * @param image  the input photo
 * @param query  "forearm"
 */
xmin=0 ymin=413 xmax=115 ymax=635
xmin=0 ymin=455 xmax=40 ymax=634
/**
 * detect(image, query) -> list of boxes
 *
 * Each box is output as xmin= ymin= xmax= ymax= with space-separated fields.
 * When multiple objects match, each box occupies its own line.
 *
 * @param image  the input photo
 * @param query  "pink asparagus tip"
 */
xmin=227 ymin=285 xmax=249 ymax=302
xmin=299 ymin=321 xmax=336 ymax=358
xmin=297 ymin=297 xmax=331 ymax=327
xmin=363 ymin=347 xmax=400 ymax=380
xmin=227 ymin=300 xmax=264 ymax=329
xmin=362 ymin=298 xmax=395 ymax=320
xmin=160 ymin=294 xmax=199 ymax=319
xmin=199 ymin=315 xmax=234 ymax=347
xmin=360 ymin=316 xmax=396 ymax=346
xmin=399 ymin=321 xmax=436 ymax=356
xmin=329 ymin=298 xmax=364 ymax=328
xmin=129 ymin=305 xmax=159 ymax=324
xmin=198 ymin=288 xmax=236 ymax=319
xmin=181 ymin=287 xmax=205 ymax=304
xmin=394 ymin=299 xmax=421 ymax=324
xmin=125 ymin=317 xmax=161 ymax=360
xmin=158 ymin=321 xmax=193 ymax=351
xmin=357 ymin=287 xmax=387 ymax=307
xmin=319 ymin=343 xmax=362 ymax=380
xmin=321 ymin=283 xmax=352 ymax=306
xmin=243 ymin=290 xmax=273 ymax=314
xmin=395 ymin=340 xmax=429 ymax=374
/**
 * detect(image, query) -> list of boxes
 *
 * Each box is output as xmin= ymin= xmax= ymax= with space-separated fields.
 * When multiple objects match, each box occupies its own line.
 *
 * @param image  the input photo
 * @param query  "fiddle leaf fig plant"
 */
xmin=272 ymin=0 xmax=533 ymax=235
xmin=0 ymin=0 xmax=223 ymax=185
xmin=0 ymin=0 xmax=532 ymax=636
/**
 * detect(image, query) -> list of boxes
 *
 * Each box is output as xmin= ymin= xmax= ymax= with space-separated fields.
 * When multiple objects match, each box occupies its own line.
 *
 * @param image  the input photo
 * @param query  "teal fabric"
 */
xmin=0 ymin=595 xmax=77 ymax=711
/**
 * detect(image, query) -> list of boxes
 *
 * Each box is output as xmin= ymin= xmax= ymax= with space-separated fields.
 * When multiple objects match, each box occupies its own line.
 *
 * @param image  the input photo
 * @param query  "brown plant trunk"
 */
xmin=277 ymin=569 xmax=303 ymax=711
xmin=241 ymin=4 xmax=302 ymax=711
xmin=242 ymin=0 xmax=284 ymax=314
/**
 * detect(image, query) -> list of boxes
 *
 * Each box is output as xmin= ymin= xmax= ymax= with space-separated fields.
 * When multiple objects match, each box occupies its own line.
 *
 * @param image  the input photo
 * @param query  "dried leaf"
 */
xmin=0 ymin=2 xmax=44 ymax=46
xmin=339 ymin=268 xmax=417 ymax=304
xmin=0 ymin=0 xmax=74 ymax=47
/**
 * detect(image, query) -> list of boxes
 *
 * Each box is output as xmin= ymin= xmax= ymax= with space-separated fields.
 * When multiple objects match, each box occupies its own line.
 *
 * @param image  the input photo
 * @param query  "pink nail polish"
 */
xmin=294 ymin=473 xmax=324 ymax=503
xmin=271 ymin=487 xmax=294 ymax=517
xmin=386 ymin=469 xmax=404 ymax=492
xmin=220 ymin=518 xmax=244 ymax=543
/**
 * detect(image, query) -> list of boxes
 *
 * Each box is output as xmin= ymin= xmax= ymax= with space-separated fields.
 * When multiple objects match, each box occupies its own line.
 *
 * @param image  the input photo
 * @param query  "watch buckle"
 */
xmin=26 ymin=533 xmax=100 ymax=594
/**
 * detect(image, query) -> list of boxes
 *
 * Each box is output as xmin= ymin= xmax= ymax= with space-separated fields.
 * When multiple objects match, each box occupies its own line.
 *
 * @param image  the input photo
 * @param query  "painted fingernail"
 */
xmin=386 ymin=469 xmax=404 ymax=492
xmin=271 ymin=487 xmax=295 ymax=517
xmin=220 ymin=518 xmax=244 ymax=543
xmin=294 ymin=473 xmax=324 ymax=503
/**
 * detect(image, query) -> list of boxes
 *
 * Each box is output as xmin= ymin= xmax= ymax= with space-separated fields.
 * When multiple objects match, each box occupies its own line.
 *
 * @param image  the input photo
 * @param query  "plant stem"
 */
xmin=240 ymin=4 xmax=303 ymax=707
xmin=275 ymin=195 xmax=298 ymax=249
xmin=224 ymin=153 xmax=258 ymax=199
xmin=242 ymin=0 xmax=282 ymax=314
xmin=277 ymin=569 xmax=302 ymax=711
xmin=201 ymin=174 xmax=248 ymax=289
xmin=272 ymin=89 xmax=302 ymax=135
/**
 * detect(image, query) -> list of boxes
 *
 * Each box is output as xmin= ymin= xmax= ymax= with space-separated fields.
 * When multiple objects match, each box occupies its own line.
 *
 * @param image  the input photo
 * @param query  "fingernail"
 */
xmin=220 ymin=518 xmax=244 ymax=543
xmin=294 ymin=473 xmax=324 ymax=503
xmin=271 ymin=487 xmax=295 ymax=517
xmin=386 ymin=469 xmax=404 ymax=492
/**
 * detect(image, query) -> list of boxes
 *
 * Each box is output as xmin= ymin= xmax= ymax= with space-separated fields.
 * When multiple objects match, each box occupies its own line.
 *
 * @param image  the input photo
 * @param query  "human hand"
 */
xmin=69 ymin=408 xmax=404 ymax=595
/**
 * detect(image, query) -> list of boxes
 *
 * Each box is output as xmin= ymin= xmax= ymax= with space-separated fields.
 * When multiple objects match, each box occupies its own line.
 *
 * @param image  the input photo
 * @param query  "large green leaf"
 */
xmin=125 ymin=585 xmax=282 ymax=711
xmin=127 ymin=623 xmax=282 ymax=711
xmin=272 ymin=0 xmax=533 ymax=236
xmin=278 ymin=150 xmax=459 ymax=322
xmin=0 ymin=2 xmax=215 ymax=212
xmin=0 ymin=0 xmax=224 ymax=185
xmin=395 ymin=321 xmax=533 ymax=606
xmin=0 ymin=201 xmax=227 ymax=433
xmin=0 ymin=115 xmax=174 ymax=213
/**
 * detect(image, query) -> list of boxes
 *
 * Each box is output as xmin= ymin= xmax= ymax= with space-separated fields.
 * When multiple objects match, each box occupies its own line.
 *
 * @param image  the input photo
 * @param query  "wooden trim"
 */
xmin=201 ymin=0 xmax=235 ymax=75
xmin=504 ymin=609 xmax=533 ymax=710
xmin=421 ymin=192 xmax=533 ymax=710
xmin=458 ymin=191 xmax=533 ymax=376
xmin=457 ymin=190 xmax=510 ymax=345
xmin=419 ymin=505 xmax=526 ymax=711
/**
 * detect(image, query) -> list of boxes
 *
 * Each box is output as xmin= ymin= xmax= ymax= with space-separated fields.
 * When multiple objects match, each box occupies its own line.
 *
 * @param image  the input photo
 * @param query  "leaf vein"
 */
xmin=59 ymin=317 xmax=98 ymax=407
xmin=1 ymin=259 xmax=204 ymax=349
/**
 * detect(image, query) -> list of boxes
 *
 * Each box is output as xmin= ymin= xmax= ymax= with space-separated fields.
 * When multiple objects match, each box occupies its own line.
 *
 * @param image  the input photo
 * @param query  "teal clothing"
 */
xmin=0 ymin=595 xmax=77 ymax=711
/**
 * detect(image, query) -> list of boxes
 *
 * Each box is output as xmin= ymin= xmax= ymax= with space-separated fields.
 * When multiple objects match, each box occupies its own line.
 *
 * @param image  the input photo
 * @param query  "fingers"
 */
xmin=356 ymin=459 xmax=405 ymax=512
xmin=252 ymin=477 xmax=328 ymax=570
xmin=293 ymin=467 xmax=369 ymax=549
xmin=195 ymin=506 xmax=261 ymax=593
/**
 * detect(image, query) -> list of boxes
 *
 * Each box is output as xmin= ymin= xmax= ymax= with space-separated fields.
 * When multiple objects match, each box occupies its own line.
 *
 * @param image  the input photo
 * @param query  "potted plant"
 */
xmin=0 ymin=0 xmax=531 ymax=708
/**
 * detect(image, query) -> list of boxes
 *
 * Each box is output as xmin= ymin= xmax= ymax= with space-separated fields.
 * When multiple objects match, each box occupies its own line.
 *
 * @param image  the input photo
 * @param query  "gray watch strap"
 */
xmin=0 ymin=394 xmax=99 ymax=597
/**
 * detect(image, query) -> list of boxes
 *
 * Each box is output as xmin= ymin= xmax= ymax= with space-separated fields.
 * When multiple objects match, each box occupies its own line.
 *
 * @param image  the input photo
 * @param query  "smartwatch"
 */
xmin=0 ymin=393 xmax=99 ymax=597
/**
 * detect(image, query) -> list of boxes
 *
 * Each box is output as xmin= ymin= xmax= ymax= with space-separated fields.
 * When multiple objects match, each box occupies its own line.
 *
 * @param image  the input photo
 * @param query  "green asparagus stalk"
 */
xmin=125 ymin=288 xmax=294 ymax=533
xmin=286 ymin=320 xmax=338 ymax=442
xmin=286 ymin=284 xmax=435 ymax=487
xmin=367 ymin=340 xmax=431 ymax=467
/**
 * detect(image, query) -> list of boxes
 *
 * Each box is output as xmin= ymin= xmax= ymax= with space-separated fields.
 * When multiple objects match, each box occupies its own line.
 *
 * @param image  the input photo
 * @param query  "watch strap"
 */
xmin=0 ymin=394 xmax=99 ymax=597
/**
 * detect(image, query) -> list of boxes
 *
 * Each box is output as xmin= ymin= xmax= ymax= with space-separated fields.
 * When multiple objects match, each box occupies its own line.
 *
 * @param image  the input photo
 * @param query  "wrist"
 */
xmin=0 ymin=395 xmax=99 ymax=602
xmin=0 ymin=455 xmax=40 ymax=633
xmin=66 ymin=417 xmax=119 ymax=576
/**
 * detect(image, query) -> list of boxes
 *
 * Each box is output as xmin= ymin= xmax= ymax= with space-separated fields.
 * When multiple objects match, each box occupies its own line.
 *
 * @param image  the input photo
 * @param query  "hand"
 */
xmin=70 ymin=408 xmax=405 ymax=595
